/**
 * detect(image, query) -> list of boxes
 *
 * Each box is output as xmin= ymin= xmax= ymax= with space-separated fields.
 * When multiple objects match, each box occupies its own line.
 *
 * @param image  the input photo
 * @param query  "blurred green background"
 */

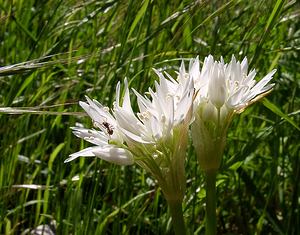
xmin=0 ymin=0 xmax=299 ymax=234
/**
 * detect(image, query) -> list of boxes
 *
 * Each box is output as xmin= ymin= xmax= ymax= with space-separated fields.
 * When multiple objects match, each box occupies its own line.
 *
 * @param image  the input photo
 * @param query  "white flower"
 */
xmin=189 ymin=55 xmax=276 ymax=171
xmin=208 ymin=61 xmax=227 ymax=109
xmin=66 ymin=69 xmax=194 ymax=201
xmin=64 ymin=96 xmax=134 ymax=166
xmin=193 ymin=55 xmax=276 ymax=114
xmin=113 ymin=73 xmax=194 ymax=201
xmin=114 ymin=69 xmax=194 ymax=145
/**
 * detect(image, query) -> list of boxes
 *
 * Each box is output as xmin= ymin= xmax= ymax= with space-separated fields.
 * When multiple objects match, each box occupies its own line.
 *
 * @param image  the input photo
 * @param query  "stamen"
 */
xmin=93 ymin=121 xmax=101 ymax=129
xmin=138 ymin=111 xmax=151 ymax=121
xmin=103 ymin=106 xmax=109 ymax=112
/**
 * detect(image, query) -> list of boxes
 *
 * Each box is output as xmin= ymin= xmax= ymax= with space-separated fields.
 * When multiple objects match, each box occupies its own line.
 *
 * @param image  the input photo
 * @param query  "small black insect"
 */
xmin=102 ymin=121 xmax=114 ymax=135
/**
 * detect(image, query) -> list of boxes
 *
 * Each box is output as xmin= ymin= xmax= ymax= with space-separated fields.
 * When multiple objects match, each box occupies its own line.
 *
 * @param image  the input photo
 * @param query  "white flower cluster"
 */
xmin=65 ymin=66 xmax=194 ymax=167
xmin=189 ymin=55 xmax=276 ymax=170
xmin=66 ymin=54 xmax=276 ymax=173
xmin=191 ymin=55 xmax=276 ymax=117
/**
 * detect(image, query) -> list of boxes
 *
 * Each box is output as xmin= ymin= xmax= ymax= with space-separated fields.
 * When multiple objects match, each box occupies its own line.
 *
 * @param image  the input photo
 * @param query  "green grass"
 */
xmin=0 ymin=0 xmax=299 ymax=234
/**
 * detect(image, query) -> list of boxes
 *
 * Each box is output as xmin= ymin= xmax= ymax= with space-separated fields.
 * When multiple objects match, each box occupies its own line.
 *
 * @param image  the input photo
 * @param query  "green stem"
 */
xmin=205 ymin=170 xmax=217 ymax=235
xmin=168 ymin=200 xmax=186 ymax=235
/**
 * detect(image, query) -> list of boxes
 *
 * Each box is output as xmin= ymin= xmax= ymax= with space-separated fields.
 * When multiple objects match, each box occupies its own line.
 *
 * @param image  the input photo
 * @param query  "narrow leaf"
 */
xmin=262 ymin=98 xmax=300 ymax=131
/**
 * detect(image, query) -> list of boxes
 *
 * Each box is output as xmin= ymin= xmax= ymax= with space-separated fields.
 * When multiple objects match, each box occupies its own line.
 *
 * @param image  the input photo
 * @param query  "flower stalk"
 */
xmin=168 ymin=199 xmax=186 ymax=235
xmin=205 ymin=170 xmax=217 ymax=235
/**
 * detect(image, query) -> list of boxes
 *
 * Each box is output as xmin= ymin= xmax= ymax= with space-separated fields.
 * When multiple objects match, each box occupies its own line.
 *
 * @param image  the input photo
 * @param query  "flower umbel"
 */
xmin=114 ymin=68 xmax=194 ymax=202
xmin=66 ymin=66 xmax=194 ymax=235
xmin=67 ymin=71 xmax=193 ymax=199
xmin=189 ymin=55 xmax=276 ymax=171
xmin=185 ymin=55 xmax=276 ymax=235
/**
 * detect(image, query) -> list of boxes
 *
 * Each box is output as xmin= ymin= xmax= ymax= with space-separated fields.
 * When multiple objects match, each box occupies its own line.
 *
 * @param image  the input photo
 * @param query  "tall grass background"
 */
xmin=0 ymin=0 xmax=299 ymax=234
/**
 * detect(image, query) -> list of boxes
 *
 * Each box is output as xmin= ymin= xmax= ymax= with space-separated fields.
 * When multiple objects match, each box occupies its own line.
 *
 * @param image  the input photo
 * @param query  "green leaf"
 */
xmin=48 ymin=143 xmax=65 ymax=171
xmin=250 ymin=0 xmax=286 ymax=66
xmin=229 ymin=161 xmax=243 ymax=171
xmin=262 ymin=98 xmax=300 ymax=131
xmin=127 ymin=0 xmax=149 ymax=40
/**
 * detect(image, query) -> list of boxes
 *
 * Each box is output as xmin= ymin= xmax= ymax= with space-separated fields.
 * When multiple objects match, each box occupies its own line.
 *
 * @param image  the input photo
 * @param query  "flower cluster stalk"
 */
xmin=205 ymin=170 xmax=217 ymax=235
xmin=189 ymin=55 xmax=276 ymax=234
xmin=66 ymin=65 xmax=194 ymax=234
xmin=168 ymin=199 xmax=186 ymax=235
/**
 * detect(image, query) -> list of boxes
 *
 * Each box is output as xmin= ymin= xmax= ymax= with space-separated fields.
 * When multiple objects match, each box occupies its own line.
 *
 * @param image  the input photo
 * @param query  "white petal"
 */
xmin=65 ymin=146 xmax=134 ymax=165
xmin=115 ymin=81 xmax=122 ymax=107
xmin=208 ymin=63 xmax=227 ymax=108
xmin=175 ymin=84 xmax=193 ymax=122
xmin=90 ymin=98 xmax=115 ymax=123
xmin=164 ymin=71 xmax=178 ymax=85
xmin=71 ymin=127 xmax=108 ymax=146
xmin=252 ymin=70 xmax=276 ymax=91
xmin=248 ymin=69 xmax=276 ymax=101
xmin=120 ymin=126 xmax=152 ymax=144
xmin=189 ymin=56 xmax=200 ymax=81
xmin=179 ymin=60 xmax=186 ymax=75
xmin=150 ymin=115 xmax=162 ymax=140
xmin=154 ymin=80 xmax=168 ymax=113
xmin=241 ymin=57 xmax=248 ymax=74
xmin=227 ymin=86 xmax=249 ymax=108
xmin=92 ymin=146 xmax=134 ymax=165
xmin=132 ymin=88 xmax=152 ymax=113
xmin=148 ymin=88 xmax=164 ymax=118
xmin=114 ymin=106 xmax=142 ymax=135
xmin=64 ymin=147 xmax=98 ymax=163
xmin=243 ymin=69 xmax=256 ymax=87
xmin=80 ymin=97 xmax=115 ymax=125
xmin=123 ymin=79 xmax=135 ymax=112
